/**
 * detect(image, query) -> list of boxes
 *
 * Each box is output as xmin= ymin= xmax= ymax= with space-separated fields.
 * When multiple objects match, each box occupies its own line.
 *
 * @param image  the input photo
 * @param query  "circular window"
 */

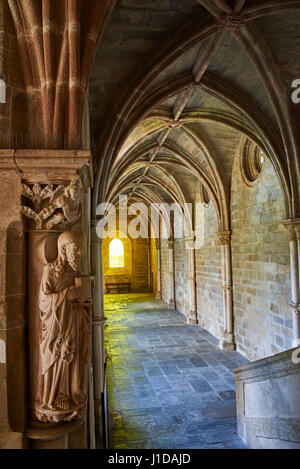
xmin=240 ymin=138 xmax=265 ymax=186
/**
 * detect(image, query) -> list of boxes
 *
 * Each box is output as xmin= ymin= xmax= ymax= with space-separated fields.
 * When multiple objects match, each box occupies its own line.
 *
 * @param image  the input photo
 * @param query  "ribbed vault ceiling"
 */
xmin=89 ymin=0 xmax=300 ymax=226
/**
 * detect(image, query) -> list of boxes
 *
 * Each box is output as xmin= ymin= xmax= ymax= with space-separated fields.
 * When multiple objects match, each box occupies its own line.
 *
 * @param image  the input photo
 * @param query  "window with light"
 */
xmin=109 ymin=238 xmax=124 ymax=268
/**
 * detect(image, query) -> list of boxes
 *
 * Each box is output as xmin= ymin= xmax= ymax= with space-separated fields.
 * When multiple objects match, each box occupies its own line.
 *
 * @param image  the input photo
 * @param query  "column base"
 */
xmin=219 ymin=334 xmax=235 ymax=351
xmin=187 ymin=312 xmax=198 ymax=325
xmin=168 ymin=299 xmax=175 ymax=310
xmin=155 ymin=291 xmax=162 ymax=300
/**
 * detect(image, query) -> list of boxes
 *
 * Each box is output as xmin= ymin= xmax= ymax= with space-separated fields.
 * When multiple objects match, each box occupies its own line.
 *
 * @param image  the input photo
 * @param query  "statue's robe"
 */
xmin=36 ymin=262 xmax=89 ymax=422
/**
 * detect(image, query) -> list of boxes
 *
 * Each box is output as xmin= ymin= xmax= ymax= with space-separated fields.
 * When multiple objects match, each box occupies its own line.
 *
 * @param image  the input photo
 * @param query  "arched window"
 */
xmin=109 ymin=238 xmax=124 ymax=268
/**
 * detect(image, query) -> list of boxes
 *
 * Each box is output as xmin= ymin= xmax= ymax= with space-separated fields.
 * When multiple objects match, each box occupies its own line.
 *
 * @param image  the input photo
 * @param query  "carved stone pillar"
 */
xmin=218 ymin=230 xmax=235 ymax=351
xmin=168 ymin=239 xmax=176 ymax=310
xmin=185 ymin=237 xmax=198 ymax=325
xmin=155 ymin=238 xmax=162 ymax=300
xmin=18 ymin=150 xmax=92 ymax=448
xmin=282 ymin=219 xmax=300 ymax=347
xmin=91 ymin=220 xmax=106 ymax=447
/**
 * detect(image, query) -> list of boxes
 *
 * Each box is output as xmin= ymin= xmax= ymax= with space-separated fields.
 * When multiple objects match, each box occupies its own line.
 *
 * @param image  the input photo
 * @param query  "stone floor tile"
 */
xmin=105 ymin=293 xmax=248 ymax=450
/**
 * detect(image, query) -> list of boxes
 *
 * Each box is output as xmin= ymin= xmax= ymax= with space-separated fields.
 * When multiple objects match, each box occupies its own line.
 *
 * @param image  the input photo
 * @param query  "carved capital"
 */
xmin=185 ymin=237 xmax=195 ymax=250
xmin=216 ymin=15 xmax=247 ymax=32
xmin=22 ymin=177 xmax=83 ymax=231
xmin=218 ymin=230 xmax=231 ymax=245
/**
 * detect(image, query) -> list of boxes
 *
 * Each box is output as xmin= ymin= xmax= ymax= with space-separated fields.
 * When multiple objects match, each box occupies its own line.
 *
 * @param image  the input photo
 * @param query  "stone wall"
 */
xmin=159 ymin=205 xmax=223 ymax=327
xmin=231 ymin=155 xmax=292 ymax=361
xmin=195 ymin=201 xmax=224 ymax=339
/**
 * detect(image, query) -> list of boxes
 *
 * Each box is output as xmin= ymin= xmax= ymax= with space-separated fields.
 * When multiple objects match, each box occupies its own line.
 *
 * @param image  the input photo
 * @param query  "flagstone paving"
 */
xmin=105 ymin=293 xmax=249 ymax=449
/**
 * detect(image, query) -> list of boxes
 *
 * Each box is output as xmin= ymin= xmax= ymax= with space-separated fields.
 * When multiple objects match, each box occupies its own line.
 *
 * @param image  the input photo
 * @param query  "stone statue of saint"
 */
xmin=35 ymin=231 xmax=91 ymax=423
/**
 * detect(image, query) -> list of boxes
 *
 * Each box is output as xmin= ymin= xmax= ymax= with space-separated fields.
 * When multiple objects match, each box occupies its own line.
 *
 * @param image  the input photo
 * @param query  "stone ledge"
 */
xmin=0 ymin=149 xmax=91 ymax=182
xmin=234 ymin=348 xmax=300 ymax=382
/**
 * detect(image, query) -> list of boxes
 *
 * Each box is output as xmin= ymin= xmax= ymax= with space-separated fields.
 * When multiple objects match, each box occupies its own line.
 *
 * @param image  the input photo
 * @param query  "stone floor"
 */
xmin=104 ymin=293 xmax=249 ymax=449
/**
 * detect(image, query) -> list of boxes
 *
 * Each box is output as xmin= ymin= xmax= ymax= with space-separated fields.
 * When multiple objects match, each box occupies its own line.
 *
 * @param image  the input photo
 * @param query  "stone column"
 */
xmin=18 ymin=150 xmax=92 ymax=449
xmin=91 ymin=221 xmax=106 ymax=447
xmin=168 ymin=239 xmax=176 ymax=310
xmin=69 ymin=164 xmax=94 ymax=450
xmin=219 ymin=231 xmax=235 ymax=350
xmin=282 ymin=219 xmax=300 ymax=348
xmin=185 ymin=237 xmax=198 ymax=325
xmin=155 ymin=238 xmax=162 ymax=299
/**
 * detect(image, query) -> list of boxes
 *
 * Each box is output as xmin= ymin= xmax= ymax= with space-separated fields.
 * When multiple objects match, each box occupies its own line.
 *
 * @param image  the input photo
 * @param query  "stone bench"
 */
xmin=105 ymin=282 xmax=131 ymax=294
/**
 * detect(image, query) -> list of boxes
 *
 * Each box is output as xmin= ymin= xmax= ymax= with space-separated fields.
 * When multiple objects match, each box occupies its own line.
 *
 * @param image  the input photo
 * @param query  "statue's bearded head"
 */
xmin=57 ymin=231 xmax=82 ymax=272
xmin=65 ymin=242 xmax=82 ymax=272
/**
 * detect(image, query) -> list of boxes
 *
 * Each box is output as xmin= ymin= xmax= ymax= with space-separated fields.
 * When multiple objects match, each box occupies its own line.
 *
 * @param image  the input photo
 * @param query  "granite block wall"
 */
xmin=231 ymin=156 xmax=292 ymax=361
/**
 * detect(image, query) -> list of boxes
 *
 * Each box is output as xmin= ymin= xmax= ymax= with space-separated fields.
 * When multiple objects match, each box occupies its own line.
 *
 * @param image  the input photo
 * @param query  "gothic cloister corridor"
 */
xmin=104 ymin=293 xmax=249 ymax=449
xmin=1 ymin=0 xmax=300 ymax=452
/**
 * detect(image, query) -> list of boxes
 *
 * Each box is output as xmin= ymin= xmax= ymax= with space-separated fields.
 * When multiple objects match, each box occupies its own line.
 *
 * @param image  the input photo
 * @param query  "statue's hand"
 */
xmin=67 ymin=286 xmax=83 ymax=301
